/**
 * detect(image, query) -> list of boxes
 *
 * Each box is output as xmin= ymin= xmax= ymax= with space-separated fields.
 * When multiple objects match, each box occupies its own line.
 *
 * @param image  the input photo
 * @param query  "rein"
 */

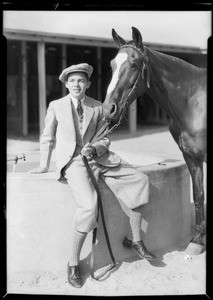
xmin=81 ymin=154 xmax=118 ymax=280
xmin=81 ymin=101 xmax=131 ymax=280
xmin=81 ymin=44 xmax=150 ymax=280
xmin=90 ymin=109 xmax=125 ymax=145
xmin=81 ymin=116 xmax=122 ymax=280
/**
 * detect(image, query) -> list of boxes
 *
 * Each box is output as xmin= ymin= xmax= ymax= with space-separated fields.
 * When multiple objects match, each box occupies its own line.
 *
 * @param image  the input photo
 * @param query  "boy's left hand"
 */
xmin=81 ymin=142 xmax=96 ymax=157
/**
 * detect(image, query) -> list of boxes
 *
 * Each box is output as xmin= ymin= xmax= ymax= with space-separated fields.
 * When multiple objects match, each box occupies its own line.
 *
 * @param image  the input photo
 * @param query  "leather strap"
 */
xmin=81 ymin=154 xmax=117 ymax=280
xmin=79 ymin=45 xmax=151 ymax=278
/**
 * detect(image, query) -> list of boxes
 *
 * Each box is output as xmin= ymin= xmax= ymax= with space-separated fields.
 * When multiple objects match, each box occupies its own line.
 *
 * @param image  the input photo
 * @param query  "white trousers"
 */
xmin=62 ymin=155 xmax=149 ymax=233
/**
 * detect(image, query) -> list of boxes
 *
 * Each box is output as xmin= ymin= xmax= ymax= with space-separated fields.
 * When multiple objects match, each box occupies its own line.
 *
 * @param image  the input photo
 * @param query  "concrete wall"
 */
xmin=7 ymin=159 xmax=191 ymax=275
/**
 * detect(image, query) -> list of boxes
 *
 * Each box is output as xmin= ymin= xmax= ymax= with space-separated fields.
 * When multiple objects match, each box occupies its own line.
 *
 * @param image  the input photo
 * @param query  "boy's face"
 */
xmin=65 ymin=72 xmax=91 ymax=100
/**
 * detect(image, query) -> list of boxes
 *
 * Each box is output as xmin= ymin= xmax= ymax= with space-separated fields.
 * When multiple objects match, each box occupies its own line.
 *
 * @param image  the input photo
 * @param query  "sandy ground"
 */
xmin=6 ymin=125 xmax=207 ymax=296
xmin=7 ymin=245 xmax=206 ymax=296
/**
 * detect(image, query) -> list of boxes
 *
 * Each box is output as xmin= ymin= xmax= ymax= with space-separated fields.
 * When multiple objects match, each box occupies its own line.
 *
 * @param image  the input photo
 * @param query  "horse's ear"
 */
xmin=112 ymin=28 xmax=126 ymax=48
xmin=132 ymin=27 xmax=144 ymax=50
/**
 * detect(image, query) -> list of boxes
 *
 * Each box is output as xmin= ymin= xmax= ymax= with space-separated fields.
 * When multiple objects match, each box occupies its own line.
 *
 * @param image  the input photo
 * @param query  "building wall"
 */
xmin=7 ymin=40 xmax=22 ymax=135
xmin=6 ymin=37 xmax=207 ymax=136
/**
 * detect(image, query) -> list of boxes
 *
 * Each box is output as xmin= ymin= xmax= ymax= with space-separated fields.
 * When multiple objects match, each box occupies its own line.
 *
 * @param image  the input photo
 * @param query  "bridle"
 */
xmin=96 ymin=44 xmax=150 ymax=139
xmin=120 ymin=44 xmax=150 ymax=90
xmin=92 ymin=45 xmax=150 ymax=142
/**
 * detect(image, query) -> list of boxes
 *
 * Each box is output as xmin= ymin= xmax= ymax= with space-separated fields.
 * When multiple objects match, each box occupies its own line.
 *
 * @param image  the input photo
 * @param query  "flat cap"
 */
xmin=59 ymin=63 xmax=93 ymax=83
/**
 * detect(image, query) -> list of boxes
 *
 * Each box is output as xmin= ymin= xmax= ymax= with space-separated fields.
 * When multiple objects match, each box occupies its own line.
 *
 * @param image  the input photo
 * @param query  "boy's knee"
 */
xmin=74 ymin=206 xmax=98 ymax=233
xmin=84 ymin=199 xmax=97 ymax=213
xmin=74 ymin=219 xmax=97 ymax=233
xmin=138 ymin=172 xmax=149 ymax=184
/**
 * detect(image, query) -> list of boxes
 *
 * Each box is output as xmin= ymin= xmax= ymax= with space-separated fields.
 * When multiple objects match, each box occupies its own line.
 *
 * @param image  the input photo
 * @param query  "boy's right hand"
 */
xmin=28 ymin=167 xmax=48 ymax=174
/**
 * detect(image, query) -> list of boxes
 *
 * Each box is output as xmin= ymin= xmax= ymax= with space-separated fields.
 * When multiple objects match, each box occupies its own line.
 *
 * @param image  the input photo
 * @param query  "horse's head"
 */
xmin=103 ymin=27 xmax=150 ymax=123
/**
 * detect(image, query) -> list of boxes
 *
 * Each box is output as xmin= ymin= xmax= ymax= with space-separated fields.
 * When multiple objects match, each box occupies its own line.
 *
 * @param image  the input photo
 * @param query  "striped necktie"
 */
xmin=77 ymin=99 xmax=83 ymax=118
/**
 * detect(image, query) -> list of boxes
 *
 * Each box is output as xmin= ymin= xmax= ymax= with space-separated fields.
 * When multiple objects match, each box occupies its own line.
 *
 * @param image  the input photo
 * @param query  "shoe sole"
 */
xmin=68 ymin=280 xmax=83 ymax=288
xmin=132 ymin=248 xmax=156 ymax=260
xmin=132 ymin=248 xmax=157 ymax=260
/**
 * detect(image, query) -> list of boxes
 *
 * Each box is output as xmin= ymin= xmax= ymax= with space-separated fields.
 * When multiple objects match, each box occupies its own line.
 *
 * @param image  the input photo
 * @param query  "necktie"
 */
xmin=77 ymin=100 xmax=83 ymax=118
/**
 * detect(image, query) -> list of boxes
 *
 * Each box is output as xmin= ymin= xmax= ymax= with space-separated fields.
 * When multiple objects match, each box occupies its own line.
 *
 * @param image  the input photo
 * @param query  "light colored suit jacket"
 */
xmin=40 ymin=94 xmax=121 ymax=179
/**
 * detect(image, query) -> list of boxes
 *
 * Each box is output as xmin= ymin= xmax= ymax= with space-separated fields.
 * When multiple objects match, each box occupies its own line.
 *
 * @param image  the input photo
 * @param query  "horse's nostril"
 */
xmin=110 ymin=104 xmax=117 ymax=116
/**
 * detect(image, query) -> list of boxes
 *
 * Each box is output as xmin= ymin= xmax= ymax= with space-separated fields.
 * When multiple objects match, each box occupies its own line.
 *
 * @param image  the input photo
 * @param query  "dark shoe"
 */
xmin=67 ymin=264 xmax=83 ymax=288
xmin=123 ymin=236 xmax=156 ymax=260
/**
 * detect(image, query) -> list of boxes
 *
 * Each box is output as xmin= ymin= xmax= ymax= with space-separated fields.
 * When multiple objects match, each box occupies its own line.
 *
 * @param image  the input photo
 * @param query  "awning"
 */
xmin=3 ymin=11 xmax=211 ymax=51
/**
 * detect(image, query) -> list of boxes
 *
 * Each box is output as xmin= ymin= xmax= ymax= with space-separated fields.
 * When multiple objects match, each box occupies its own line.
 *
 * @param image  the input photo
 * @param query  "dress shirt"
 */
xmin=70 ymin=95 xmax=85 ymax=110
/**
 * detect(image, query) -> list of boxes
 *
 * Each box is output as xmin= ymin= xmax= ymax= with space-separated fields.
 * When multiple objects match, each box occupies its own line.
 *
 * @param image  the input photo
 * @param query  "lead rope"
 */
xmin=82 ymin=46 xmax=150 ymax=280
xmin=82 ymin=90 xmax=139 ymax=280
xmin=81 ymin=120 xmax=122 ymax=280
xmin=81 ymin=155 xmax=117 ymax=280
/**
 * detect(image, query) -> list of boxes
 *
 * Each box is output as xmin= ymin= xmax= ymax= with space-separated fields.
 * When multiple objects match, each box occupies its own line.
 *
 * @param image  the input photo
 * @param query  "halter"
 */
xmin=120 ymin=44 xmax=148 ymax=60
xmin=91 ymin=45 xmax=150 ymax=142
xmin=115 ymin=44 xmax=150 ymax=122
xmin=120 ymin=44 xmax=150 ymax=89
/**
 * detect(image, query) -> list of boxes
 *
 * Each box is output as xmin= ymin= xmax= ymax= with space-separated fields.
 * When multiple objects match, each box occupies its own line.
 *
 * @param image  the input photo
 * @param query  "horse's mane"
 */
xmin=125 ymin=40 xmax=204 ymax=74
xmin=146 ymin=47 xmax=204 ymax=74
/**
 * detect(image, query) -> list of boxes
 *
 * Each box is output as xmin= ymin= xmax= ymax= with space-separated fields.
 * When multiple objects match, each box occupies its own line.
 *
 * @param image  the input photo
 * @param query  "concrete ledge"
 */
xmin=7 ymin=158 xmax=191 ymax=274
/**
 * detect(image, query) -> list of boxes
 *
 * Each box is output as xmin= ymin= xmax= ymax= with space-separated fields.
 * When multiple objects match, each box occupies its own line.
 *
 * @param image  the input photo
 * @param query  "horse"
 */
xmin=103 ymin=27 xmax=207 ymax=255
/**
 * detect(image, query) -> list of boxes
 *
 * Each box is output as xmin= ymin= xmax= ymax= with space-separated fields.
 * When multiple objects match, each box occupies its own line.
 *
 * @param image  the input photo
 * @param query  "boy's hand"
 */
xmin=81 ymin=142 xmax=96 ymax=157
xmin=28 ymin=167 xmax=48 ymax=174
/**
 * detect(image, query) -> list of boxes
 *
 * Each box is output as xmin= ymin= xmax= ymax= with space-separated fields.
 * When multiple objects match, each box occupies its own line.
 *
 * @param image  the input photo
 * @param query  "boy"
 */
xmin=30 ymin=63 xmax=156 ymax=288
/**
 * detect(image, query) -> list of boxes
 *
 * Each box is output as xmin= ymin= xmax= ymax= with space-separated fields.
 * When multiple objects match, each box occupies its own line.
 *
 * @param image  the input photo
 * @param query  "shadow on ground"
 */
xmin=79 ymin=236 xmax=193 ymax=285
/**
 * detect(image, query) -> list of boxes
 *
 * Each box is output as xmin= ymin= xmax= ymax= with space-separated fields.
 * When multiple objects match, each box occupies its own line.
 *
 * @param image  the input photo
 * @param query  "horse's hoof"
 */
xmin=185 ymin=242 xmax=205 ymax=255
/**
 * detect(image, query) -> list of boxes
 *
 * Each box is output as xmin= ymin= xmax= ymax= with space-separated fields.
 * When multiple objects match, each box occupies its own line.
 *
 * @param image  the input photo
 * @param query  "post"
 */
xmin=21 ymin=41 xmax=28 ymax=136
xmin=155 ymin=104 xmax=160 ymax=123
xmin=128 ymin=100 xmax=137 ymax=136
xmin=61 ymin=44 xmax=67 ymax=97
xmin=37 ymin=41 xmax=46 ymax=136
xmin=97 ymin=47 xmax=102 ymax=101
xmin=161 ymin=110 xmax=168 ymax=124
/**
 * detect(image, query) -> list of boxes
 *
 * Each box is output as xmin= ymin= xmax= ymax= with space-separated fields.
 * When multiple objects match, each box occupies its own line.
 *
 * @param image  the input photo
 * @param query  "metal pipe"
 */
xmin=7 ymin=154 xmax=26 ymax=173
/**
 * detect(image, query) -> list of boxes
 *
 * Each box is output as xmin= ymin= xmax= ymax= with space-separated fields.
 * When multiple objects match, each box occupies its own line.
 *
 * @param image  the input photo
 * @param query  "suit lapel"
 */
xmin=82 ymin=96 xmax=94 ymax=137
xmin=59 ymin=95 xmax=76 ymax=140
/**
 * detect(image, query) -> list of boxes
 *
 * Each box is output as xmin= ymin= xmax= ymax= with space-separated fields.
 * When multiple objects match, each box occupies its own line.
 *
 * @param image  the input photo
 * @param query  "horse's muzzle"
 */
xmin=103 ymin=102 xmax=118 ymax=121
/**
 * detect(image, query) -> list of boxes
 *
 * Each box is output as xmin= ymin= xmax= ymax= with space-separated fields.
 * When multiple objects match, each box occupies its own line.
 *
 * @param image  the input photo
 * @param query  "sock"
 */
xmin=68 ymin=230 xmax=87 ymax=266
xmin=129 ymin=208 xmax=143 ymax=243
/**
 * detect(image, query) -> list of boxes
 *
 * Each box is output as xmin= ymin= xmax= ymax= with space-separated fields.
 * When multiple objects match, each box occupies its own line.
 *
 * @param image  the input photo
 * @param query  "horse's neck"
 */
xmin=145 ymin=48 xmax=200 ymax=119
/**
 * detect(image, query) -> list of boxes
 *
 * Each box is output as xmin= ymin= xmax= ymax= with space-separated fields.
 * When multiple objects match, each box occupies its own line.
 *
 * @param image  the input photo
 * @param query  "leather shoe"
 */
xmin=123 ymin=236 xmax=156 ymax=260
xmin=67 ymin=264 xmax=83 ymax=288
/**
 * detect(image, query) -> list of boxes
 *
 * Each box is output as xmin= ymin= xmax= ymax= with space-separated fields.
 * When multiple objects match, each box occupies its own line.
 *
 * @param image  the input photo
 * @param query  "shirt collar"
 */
xmin=70 ymin=95 xmax=85 ymax=109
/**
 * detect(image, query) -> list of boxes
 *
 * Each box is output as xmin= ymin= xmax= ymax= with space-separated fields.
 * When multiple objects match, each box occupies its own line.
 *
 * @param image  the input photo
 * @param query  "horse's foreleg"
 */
xmin=183 ymin=152 xmax=206 ymax=254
